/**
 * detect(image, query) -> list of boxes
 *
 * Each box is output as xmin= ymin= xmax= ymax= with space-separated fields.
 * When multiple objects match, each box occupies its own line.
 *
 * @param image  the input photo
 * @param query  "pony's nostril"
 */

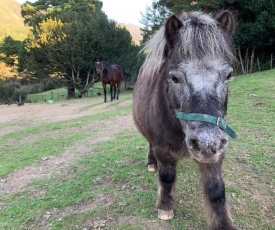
xmin=211 ymin=145 xmax=217 ymax=154
xmin=189 ymin=139 xmax=200 ymax=152
xmin=220 ymin=138 xmax=228 ymax=149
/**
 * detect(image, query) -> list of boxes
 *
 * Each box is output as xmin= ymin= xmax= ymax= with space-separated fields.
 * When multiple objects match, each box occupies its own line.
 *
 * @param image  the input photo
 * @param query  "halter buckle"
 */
xmin=216 ymin=117 xmax=227 ymax=130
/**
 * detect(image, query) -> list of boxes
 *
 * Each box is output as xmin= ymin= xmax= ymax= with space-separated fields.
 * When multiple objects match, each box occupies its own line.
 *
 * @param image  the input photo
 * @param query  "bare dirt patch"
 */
xmin=0 ymin=97 xmax=135 ymax=196
xmin=0 ymin=97 xmax=112 ymax=135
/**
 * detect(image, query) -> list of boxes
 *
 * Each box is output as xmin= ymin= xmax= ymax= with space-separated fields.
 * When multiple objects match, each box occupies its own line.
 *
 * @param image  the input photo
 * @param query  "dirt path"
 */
xmin=0 ymin=99 xmax=110 ymax=135
xmin=0 ymin=98 xmax=135 ymax=196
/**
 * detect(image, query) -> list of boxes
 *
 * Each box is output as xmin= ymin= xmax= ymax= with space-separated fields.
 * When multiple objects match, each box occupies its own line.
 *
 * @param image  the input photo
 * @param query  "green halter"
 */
xmin=176 ymin=112 xmax=238 ymax=139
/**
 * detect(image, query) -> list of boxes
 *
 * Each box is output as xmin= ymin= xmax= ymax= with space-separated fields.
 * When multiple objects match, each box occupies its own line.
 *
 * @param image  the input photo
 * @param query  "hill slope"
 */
xmin=0 ymin=0 xmax=29 ymax=41
xmin=0 ymin=0 xmax=142 ymax=44
xmin=119 ymin=23 xmax=142 ymax=45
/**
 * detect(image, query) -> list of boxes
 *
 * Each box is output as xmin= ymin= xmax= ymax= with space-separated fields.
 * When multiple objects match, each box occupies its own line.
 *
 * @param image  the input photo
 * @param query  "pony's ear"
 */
xmin=216 ymin=10 xmax=235 ymax=36
xmin=165 ymin=15 xmax=183 ymax=49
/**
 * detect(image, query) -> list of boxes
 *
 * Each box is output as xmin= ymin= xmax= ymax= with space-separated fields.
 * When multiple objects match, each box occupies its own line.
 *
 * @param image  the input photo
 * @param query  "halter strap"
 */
xmin=176 ymin=112 xmax=238 ymax=139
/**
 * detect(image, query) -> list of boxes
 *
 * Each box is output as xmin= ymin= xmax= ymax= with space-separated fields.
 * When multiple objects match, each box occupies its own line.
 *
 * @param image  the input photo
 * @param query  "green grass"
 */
xmin=228 ymin=70 xmax=275 ymax=172
xmin=27 ymin=82 xmax=128 ymax=103
xmin=0 ymin=70 xmax=274 ymax=229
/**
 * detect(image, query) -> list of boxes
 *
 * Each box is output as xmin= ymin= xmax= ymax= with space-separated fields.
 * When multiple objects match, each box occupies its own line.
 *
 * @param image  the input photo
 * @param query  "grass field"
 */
xmin=27 ymin=82 xmax=128 ymax=103
xmin=0 ymin=70 xmax=274 ymax=229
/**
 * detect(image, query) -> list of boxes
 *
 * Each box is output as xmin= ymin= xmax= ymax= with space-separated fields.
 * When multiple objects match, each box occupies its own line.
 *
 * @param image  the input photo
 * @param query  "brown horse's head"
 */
xmin=95 ymin=59 xmax=104 ymax=76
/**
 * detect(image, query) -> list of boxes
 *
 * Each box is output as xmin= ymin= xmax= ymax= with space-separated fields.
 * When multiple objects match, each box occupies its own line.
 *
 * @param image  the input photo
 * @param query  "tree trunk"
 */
xmin=250 ymin=47 xmax=255 ymax=73
xmin=245 ymin=46 xmax=249 ymax=73
xmin=67 ymin=82 xmax=75 ymax=99
xmin=257 ymin=57 xmax=261 ymax=72
xmin=238 ymin=47 xmax=245 ymax=74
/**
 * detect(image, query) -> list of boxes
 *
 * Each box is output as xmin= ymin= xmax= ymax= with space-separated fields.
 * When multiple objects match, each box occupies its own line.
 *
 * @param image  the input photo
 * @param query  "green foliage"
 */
xmin=20 ymin=0 xmax=140 ymax=97
xmin=21 ymin=0 xmax=103 ymax=28
xmin=0 ymin=76 xmax=65 ymax=103
xmin=0 ymin=36 xmax=23 ymax=67
xmin=12 ymin=87 xmax=28 ymax=102
xmin=140 ymin=0 xmax=170 ymax=43
xmin=0 ymin=80 xmax=21 ymax=103
xmin=141 ymin=0 xmax=275 ymax=73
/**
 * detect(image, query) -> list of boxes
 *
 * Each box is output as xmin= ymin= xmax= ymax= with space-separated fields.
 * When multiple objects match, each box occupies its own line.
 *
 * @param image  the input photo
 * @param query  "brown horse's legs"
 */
xmin=113 ymin=85 xmax=117 ymax=100
xmin=116 ymin=82 xmax=121 ymax=100
xmin=110 ymin=86 xmax=113 ymax=101
xmin=147 ymin=142 xmax=157 ymax=171
xmin=156 ymin=151 xmax=177 ymax=220
xmin=103 ymin=84 xmax=107 ymax=102
xmin=116 ymin=84 xmax=119 ymax=100
xmin=199 ymin=160 xmax=235 ymax=230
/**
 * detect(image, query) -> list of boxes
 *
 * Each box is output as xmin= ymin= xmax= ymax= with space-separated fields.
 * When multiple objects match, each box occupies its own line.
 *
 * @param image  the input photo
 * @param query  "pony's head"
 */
xmin=143 ymin=11 xmax=236 ymax=163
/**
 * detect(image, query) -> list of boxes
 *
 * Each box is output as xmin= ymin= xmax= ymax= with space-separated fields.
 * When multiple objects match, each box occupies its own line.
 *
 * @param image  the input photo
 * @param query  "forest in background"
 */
xmin=0 ymin=0 xmax=274 ymax=105
xmin=0 ymin=0 xmax=141 ymax=79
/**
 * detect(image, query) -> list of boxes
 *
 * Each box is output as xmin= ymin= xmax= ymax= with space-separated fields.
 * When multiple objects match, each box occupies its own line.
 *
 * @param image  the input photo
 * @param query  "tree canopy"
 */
xmin=141 ymin=0 xmax=275 ymax=73
xmin=18 ymin=0 xmax=140 ymax=97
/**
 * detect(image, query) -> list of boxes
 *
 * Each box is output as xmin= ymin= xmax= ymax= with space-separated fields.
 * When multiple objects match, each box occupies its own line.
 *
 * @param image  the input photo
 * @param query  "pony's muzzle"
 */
xmin=186 ymin=126 xmax=228 ymax=163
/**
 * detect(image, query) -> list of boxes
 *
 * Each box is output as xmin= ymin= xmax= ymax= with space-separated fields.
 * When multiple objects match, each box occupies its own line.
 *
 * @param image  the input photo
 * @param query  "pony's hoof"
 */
xmin=158 ymin=209 xmax=174 ymax=220
xmin=147 ymin=164 xmax=157 ymax=172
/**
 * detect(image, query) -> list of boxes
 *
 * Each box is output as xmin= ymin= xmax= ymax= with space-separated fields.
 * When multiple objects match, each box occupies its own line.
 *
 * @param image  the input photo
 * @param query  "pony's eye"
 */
xmin=171 ymin=76 xmax=179 ymax=84
xmin=225 ymin=72 xmax=235 ymax=84
xmin=226 ymin=73 xmax=232 ymax=80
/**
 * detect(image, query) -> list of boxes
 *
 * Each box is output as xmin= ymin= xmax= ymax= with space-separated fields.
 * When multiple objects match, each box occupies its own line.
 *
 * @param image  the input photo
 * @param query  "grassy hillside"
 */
xmin=0 ymin=0 xmax=30 ymax=41
xmin=0 ymin=0 xmax=30 ymax=79
xmin=119 ymin=23 xmax=142 ymax=45
xmin=0 ymin=0 xmax=141 ymax=44
xmin=26 ymin=82 xmax=127 ymax=102
xmin=0 ymin=70 xmax=274 ymax=228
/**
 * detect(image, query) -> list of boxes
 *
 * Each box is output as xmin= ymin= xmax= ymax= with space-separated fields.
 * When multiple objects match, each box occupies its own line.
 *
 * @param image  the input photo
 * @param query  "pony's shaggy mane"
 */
xmin=140 ymin=11 xmax=235 ymax=78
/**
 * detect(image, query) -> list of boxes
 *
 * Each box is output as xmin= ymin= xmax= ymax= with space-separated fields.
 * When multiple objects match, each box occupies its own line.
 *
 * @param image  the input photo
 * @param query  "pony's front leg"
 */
xmin=147 ymin=142 xmax=157 ymax=172
xmin=156 ymin=152 xmax=177 ymax=220
xmin=199 ymin=160 xmax=235 ymax=230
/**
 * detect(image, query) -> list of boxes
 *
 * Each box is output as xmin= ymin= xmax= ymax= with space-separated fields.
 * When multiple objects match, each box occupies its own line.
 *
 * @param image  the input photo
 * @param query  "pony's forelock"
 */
xmin=140 ymin=11 xmax=235 ymax=78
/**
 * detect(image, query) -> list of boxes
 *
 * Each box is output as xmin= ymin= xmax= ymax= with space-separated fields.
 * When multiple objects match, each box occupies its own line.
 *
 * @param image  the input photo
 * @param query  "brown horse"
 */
xmin=95 ymin=59 xmax=124 ymax=102
xmin=133 ymin=11 xmax=237 ymax=229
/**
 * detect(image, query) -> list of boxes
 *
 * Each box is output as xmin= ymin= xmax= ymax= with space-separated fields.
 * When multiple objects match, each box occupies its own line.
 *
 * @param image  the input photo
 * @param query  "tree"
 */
xmin=141 ymin=0 xmax=275 ymax=73
xmin=0 ymin=36 xmax=23 ymax=68
xmin=20 ymin=0 xmax=140 ymax=97
xmin=21 ymin=0 xmax=103 ymax=28
xmin=140 ymin=1 xmax=170 ymax=44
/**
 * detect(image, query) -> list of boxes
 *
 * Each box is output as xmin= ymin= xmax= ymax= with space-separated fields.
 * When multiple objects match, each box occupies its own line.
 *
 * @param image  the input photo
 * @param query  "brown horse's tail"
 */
xmin=116 ymin=65 xmax=124 ymax=82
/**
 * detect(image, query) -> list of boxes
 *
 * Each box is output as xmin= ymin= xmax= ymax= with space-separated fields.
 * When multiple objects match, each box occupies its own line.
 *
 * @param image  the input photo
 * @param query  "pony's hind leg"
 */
xmin=155 ymin=149 xmax=177 ymax=220
xmin=147 ymin=142 xmax=157 ymax=171
xmin=199 ymin=159 xmax=235 ymax=230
